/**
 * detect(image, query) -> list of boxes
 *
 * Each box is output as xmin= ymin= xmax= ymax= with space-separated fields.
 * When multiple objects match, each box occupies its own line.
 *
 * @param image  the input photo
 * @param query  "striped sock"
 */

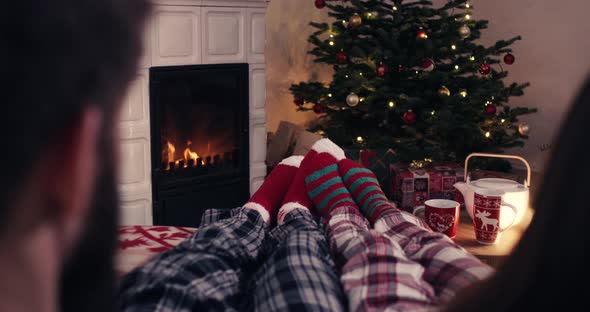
xmin=303 ymin=153 xmax=358 ymax=219
xmin=339 ymin=158 xmax=397 ymax=223
xmin=277 ymin=138 xmax=346 ymax=223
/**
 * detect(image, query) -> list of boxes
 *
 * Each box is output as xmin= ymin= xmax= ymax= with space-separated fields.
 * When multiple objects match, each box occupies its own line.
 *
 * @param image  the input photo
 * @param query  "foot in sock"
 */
xmin=277 ymin=138 xmax=345 ymax=224
xmin=302 ymin=152 xmax=358 ymax=220
xmin=304 ymin=138 xmax=398 ymax=223
xmin=339 ymin=158 xmax=396 ymax=223
xmin=244 ymin=155 xmax=303 ymax=224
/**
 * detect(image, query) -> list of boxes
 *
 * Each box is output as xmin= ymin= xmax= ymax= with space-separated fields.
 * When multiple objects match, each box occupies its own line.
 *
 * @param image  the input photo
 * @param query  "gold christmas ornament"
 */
xmin=346 ymin=92 xmax=360 ymax=107
xmin=458 ymin=24 xmax=471 ymax=39
xmin=349 ymin=13 xmax=363 ymax=27
xmin=438 ymin=86 xmax=451 ymax=97
xmin=518 ymin=122 xmax=530 ymax=135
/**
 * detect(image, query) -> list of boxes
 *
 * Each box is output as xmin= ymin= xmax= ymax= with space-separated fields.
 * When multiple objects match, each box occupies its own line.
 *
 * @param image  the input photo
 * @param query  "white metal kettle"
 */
xmin=454 ymin=153 xmax=531 ymax=229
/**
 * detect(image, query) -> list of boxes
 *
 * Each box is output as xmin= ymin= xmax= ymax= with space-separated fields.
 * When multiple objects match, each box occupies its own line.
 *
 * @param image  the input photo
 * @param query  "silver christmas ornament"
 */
xmin=458 ymin=24 xmax=471 ymax=39
xmin=346 ymin=92 xmax=360 ymax=107
xmin=518 ymin=122 xmax=530 ymax=135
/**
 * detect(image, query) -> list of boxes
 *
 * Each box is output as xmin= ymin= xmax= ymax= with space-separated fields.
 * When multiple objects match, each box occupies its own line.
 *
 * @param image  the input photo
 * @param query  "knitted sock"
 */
xmin=243 ymin=156 xmax=303 ymax=223
xmin=302 ymin=138 xmax=397 ymax=223
xmin=339 ymin=158 xmax=397 ymax=223
xmin=277 ymin=139 xmax=345 ymax=224
xmin=303 ymin=152 xmax=358 ymax=220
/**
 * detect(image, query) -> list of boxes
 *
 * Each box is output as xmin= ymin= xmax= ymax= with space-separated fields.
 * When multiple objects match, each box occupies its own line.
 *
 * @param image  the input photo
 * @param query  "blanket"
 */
xmin=116 ymin=225 xmax=197 ymax=277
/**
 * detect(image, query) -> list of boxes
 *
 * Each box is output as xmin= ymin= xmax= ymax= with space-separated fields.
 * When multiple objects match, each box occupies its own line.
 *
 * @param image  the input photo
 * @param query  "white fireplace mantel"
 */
xmin=118 ymin=0 xmax=269 ymax=225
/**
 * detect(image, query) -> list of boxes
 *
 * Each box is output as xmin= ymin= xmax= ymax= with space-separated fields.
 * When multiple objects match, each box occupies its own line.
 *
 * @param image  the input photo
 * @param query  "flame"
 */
xmin=184 ymin=147 xmax=199 ymax=163
xmin=165 ymin=140 xmax=207 ymax=170
xmin=167 ymin=142 xmax=176 ymax=164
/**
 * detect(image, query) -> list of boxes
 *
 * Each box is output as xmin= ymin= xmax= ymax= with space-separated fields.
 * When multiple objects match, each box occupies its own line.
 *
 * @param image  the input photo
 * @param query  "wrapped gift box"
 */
xmin=390 ymin=162 xmax=465 ymax=212
xmin=342 ymin=148 xmax=398 ymax=199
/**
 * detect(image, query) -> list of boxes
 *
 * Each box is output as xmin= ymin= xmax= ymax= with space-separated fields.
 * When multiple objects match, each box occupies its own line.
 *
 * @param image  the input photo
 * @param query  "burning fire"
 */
xmin=167 ymin=142 xmax=176 ymax=165
xmin=183 ymin=141 xmax=199 ymax=163
xmin=166 ymin=140 xmax=202 ymax=169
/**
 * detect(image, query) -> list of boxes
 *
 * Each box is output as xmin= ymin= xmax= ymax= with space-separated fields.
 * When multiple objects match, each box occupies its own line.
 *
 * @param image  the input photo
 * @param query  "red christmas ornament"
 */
xmin=484 ymin=104 xmax=497 ymax=115
xmin=479 ymin=63 xmax=491 ymax=75
xmin=504 ymin=53 xmax=515 ymax=65
xmin=294 ymin=97 xmax=304 ymax=106
xmin=313 ymin=103 xmax=325 ymax=114
xmin=314 ymin=0 xmax=326 ymax=9
xmin=421 ymin=58 xmax=435 ymax=71
xmin=403 ymin=110 xmax=417 ymax=125
xmin=417 ymin=29 xmax=428 ymax=39
xmin=376 ymin=64 xmax=387 ymax=77
xmin=336 ymin=51 xmax=348 ymax=64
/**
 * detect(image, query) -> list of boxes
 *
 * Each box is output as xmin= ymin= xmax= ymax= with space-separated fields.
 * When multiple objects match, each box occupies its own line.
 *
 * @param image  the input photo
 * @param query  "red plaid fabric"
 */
xmin=326 ymin=206 xmax=493 ymax=311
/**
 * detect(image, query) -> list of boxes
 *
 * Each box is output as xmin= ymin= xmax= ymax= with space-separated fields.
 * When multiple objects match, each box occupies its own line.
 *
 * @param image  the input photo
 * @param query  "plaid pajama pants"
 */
xmin=327 ymin=206 xmax=494 ymax=311
xmin=117 ymin=207 xmax=346 ymax=311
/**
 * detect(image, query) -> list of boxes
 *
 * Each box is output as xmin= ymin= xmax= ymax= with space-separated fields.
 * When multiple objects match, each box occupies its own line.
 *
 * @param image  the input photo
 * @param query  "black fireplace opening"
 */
xmin=150 ymin=63 xmax=250 ymax=227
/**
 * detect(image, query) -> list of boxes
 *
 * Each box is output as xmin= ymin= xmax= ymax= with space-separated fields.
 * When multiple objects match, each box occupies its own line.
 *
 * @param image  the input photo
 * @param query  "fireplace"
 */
xmin=150 ymin=63 xmax=250 ymax=227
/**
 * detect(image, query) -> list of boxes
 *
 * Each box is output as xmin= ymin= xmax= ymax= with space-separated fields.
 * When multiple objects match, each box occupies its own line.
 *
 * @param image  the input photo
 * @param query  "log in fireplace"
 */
xmin=150 ymin=63 xmax=250 ymax=227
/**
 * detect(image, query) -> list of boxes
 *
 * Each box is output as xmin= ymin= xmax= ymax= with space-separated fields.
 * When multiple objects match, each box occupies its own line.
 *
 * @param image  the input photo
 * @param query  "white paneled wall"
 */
xmin=118 ymin=0 xmax=269 ymax=225
xmin=152 ymin=6 xmax=202 ymax=66
xmin=202 ymin=7 xmax=246 ymax=63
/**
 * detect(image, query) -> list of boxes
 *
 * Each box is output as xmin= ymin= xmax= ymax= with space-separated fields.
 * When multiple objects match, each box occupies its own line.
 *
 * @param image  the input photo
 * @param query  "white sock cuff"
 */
xmin=277 ymin=202 xmax=308 ymax=224
xmin=278 ymin=155 xmax=304 ymax=167
xmin=311 ymin=138 xmax=346 ymax=161
xmin=243 ymin=202 xmax=270 ymax=223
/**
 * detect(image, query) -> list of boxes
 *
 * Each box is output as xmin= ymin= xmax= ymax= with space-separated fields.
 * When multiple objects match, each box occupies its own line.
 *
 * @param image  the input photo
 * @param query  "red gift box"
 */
xmin=390 ymin=162 xmax=465 ymax=212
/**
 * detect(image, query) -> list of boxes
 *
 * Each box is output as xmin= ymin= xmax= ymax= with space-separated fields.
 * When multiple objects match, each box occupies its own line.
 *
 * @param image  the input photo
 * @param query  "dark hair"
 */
xmin=447 ymin=78 xmax=590 ymax=310
xmin=0 ymin=0 xmax=151 ymax=223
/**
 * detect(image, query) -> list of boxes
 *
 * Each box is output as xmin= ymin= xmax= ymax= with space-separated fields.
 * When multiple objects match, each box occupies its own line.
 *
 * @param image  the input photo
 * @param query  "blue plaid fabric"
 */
xmin=118 ymin=207 xmax=346 ymax=311
xmin=250 ymin=208 xmax=346 ymax=311
xmin=118 ymin=207 xmax=265 ymax=311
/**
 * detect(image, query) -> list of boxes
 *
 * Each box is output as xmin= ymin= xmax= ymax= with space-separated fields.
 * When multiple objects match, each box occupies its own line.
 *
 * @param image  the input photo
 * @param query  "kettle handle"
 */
xmin=464 ymin=153 xmax=531 ymax=188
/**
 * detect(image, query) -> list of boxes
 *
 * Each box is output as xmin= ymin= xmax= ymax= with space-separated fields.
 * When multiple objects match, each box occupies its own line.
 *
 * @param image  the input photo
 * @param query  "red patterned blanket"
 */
xmin=116 ymin=226 xmax=197 ymax=277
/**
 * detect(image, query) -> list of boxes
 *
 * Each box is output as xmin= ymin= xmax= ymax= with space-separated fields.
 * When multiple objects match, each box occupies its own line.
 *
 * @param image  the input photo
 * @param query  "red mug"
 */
xmin=413 ymin=199 xmax=461 ymax=238
xmin=473 ymin=189 xmax=518 ymax=244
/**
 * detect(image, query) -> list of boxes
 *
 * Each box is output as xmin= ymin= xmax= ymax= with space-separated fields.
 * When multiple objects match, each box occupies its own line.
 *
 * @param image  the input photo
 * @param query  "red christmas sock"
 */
xmin=277 ymin=138 xmax=345 ymax=223
xmin=297 ymin=138 xmax=396 ymax=223
xmin=243 ymin=155 xmax=303 ymax=223
xmin=302 ymin=152 xmax=358 ymax=220
xmin=338 ymin=158 xmax=396 ymax=224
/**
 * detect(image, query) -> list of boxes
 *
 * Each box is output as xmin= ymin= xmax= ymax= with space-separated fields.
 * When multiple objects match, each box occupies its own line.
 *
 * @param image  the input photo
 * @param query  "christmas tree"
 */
xmin=291 ymin=0 xmax=536 ymax=166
